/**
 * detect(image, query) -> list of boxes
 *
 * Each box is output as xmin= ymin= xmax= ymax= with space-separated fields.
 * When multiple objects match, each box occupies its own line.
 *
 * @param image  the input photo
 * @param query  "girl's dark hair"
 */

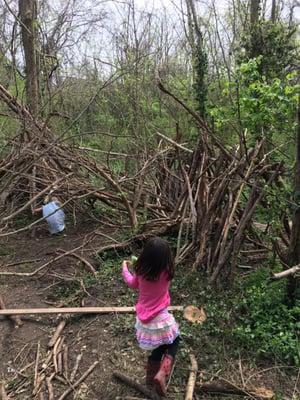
xmin=134 ymin=237 xmax=174 ymax=281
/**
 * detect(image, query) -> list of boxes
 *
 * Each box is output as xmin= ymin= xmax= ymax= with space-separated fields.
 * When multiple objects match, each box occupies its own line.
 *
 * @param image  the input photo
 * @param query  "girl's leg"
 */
xmin=146 ymin=345 xmax=167 ymax=386
xmin=149 ymin=344 xmax=168 ymax=361
xmin=150 ymin=336 xmax=180 ymax=361
xmin=153 ymin=337 xmax=180 ymax=396
xmin=165 ymin=336 xmax=180 ymax=358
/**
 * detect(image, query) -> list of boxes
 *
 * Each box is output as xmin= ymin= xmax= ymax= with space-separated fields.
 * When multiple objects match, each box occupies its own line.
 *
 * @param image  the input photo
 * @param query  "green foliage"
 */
xmin=208 ymin=58 xmax=299 ymax=153
xmin=238 ymin=21 xmax=298 ymax=79
xmin=254 ymin=180 xmax=293 ymax=235
xmin=193 ymin=44 xmax=207 ymax=117
xmin=234 ymin=269 xmax=300 ymax=366
xmin=172 ymin=265 xmax=299 ymax=366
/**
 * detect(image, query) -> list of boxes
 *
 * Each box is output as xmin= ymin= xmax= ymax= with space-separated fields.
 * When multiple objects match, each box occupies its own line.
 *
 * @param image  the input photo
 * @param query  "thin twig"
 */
xmin=58 ymin=361 xmax=99 ymax=400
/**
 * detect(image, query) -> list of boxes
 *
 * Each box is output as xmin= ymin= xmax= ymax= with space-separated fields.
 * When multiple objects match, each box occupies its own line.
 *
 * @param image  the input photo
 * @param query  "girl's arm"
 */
xmin=33 ymin=206 xmax=43 ymax=214
xmin=122 ymin=260 xmax=139 ymax=289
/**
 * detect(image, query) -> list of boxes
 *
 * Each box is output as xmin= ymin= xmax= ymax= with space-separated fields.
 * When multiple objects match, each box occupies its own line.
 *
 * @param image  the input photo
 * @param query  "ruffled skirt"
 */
xmin=135 ymin=309 xmax=180 ymax=350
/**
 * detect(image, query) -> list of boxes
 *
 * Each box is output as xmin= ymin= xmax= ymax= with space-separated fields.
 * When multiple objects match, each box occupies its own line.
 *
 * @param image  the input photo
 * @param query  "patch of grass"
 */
xmin=49 ymin=280 xmax=81 ymax=301
xmin=95 ymin=246 xmax=133 ymax=280
xmin=95 ymin=254 xmax=121 ymax=280
xmin=172 ymin=265 xmax=299 ymax=367
xmin=233 ymin=268 xmax=300 ymax=366
xmin=91 ymin=202 xmax=119 ymax=219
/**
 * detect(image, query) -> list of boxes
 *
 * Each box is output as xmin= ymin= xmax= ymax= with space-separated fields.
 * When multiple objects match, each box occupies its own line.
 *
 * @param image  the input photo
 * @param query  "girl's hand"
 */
xmin=122 ymin=260 xmax=131 ymax=269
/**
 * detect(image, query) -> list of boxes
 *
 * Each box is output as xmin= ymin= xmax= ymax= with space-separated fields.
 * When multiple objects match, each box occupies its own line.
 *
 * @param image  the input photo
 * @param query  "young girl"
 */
xmin=122 ymin=237 xmax=180 ymax=396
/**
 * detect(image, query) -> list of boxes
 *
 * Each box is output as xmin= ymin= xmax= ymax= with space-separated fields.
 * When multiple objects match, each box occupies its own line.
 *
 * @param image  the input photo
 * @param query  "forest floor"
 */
xmin=0 ymin=219 xmax=298 ymax=400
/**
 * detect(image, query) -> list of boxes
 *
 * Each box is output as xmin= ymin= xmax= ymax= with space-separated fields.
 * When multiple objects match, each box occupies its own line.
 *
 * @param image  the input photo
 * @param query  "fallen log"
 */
xmin=113 ymin=371 xmax=161 ymax=400
xmin=196 ymin=380 xmax=274 ymax=399
xmin=0 ymin=305 xmax=183 ymax=316
xmin=185 ymin=354 xmax=198 ymax=400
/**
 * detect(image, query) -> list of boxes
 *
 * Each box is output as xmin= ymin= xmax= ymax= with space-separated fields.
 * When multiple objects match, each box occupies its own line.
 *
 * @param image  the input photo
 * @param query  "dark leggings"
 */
xmin=148 ymin=336 xmax=180 ymax=362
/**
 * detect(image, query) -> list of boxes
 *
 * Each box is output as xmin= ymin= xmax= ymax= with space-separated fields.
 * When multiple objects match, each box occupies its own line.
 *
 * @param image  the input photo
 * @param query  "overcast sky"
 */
xmin=0 ymin=0 xmax=298 ymax=75
xmin=133 ymin=0 xmax=300 ymax=19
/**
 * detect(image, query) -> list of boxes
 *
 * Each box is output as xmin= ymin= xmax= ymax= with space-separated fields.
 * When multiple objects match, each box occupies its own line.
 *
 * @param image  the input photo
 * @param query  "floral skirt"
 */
xmin=135 ymin=309 xmax=180 ymax=351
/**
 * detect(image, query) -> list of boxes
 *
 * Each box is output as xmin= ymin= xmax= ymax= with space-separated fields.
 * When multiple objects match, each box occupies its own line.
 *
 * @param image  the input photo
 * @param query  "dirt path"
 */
xmin=0 ymin=223 xmax=154 ymax=399
xmin=0 ymin=223 xmax=298 ymax=399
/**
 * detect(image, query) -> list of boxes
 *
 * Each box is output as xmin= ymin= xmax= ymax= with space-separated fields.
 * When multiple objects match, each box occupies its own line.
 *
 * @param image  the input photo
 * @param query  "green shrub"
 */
xmin=234 ymin=269 xmax=300 ymax=366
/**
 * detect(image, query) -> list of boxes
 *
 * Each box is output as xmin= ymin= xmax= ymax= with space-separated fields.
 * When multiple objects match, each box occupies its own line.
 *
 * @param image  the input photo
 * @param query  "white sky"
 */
xmin=0 ymin=0 xmax=299 ymax=74
xmin=133 ymin=0 xmax=300 ymax=19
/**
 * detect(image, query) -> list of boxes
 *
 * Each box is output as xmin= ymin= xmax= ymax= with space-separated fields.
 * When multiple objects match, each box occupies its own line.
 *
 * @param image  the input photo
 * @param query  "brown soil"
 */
xmin=0 ymin=222 xmax=298 ymax=399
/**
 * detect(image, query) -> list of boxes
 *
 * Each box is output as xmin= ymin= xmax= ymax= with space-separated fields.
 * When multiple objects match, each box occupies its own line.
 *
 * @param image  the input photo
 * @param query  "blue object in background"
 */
xmin=42 ymin=201 xmax=65 ymax=234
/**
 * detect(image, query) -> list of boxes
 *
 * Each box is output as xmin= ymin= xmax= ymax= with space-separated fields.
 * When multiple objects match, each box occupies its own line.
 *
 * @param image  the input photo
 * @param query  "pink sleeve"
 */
xmin=122 ymin=265 xmax=139 ymax=290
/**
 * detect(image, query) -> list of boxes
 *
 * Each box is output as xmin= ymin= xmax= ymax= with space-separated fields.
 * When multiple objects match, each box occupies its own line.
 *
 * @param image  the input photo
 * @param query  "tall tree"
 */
xmin=271 ymin=0 xmax=277 ymax=22
xmin=250 ymin=0 xmax=260 ymax=26
xmin=287 ymin=98 xmax=300 ymax=304
xmin=19 ymin=0 xmax=39 ymax=117
xmin=186 ymin=0 xmax=207 ymax=117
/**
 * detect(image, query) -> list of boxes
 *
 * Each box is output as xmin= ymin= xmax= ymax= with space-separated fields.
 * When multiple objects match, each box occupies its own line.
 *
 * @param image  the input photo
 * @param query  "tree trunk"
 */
xmin=19 ymin=0 xmax=39 ymax=117
xmin=185 ymin=0 xmax=207 ymax=117
xmin=271 ymin=0 xmax=277 ymax=22
xmin=250 ymin=0 xmax=260 ymax=26
xmin=287 ymin=97 xmax=300 ymax=304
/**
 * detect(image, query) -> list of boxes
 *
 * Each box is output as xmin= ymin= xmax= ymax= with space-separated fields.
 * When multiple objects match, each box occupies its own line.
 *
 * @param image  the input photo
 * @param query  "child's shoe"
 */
xmin=153 ymin=354 xmax=174 ymax=396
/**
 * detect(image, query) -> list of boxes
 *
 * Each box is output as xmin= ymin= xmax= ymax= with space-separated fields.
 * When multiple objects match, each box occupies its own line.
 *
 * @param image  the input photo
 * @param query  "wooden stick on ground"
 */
xmin=48 ymin=320 xmax=66 ymax=348
xmin=185 ymin=354 xmax=198 ymax=400
xmin=57 ymin=352 xmax=63 ymax=374
xmin=0 ymin=305 xmax=184 ymax=316
xmin=0 ymin=295 xmax=23 ymax=327
xmin=113 ymin=372 xmax=161 ymax=400
xmin=70 ymin=354 xmax=82 ymax=383
xmin=38 ymin=390 xmax=47 ymax=400
xmin=0 ymin=240 xmax=93 ymax=277
xmin=196 ymin=380 xmax=274 ymax=399
xmin=33 ymin=342 xmax=41 ymax=393
xmin=53 ymin=337 xmax=63 ymax=373
xmin=46 ymin=373 xmax=55 ymax=400
xmin=1 ymin=383 xmax=9 ymax=400
xmin=63 ymin=345 xmax=69 ymax=379
xmin=58 ymin=360 xmax=99 ymax=400
xmin=57 ymin=249 xmax=97 ymax=276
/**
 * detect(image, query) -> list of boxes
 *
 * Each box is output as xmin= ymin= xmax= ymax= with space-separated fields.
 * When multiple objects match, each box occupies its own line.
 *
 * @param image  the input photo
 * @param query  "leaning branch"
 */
xmin=156 ymin=131 xmax=193 ymax=153
xmin=270 ymin=265 xmax=300 ymax=281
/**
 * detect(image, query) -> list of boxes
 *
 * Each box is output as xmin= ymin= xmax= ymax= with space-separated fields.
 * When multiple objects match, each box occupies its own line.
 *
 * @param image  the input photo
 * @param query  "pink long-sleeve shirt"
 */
xmin=122 ymin=265 xmax=171 ymax=323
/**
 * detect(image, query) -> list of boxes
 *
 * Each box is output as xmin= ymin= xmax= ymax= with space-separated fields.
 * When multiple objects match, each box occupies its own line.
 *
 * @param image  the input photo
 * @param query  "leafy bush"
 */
xmin=234 ymin=269 xmax=300 ymax=366
xmin=172 ymin=265 xmax=299 ymax=366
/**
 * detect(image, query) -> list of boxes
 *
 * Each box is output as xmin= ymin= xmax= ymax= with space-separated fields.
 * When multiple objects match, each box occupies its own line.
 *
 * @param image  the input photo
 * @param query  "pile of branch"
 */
xmin=95 ymin=92 xmax=283 ymax=283
xmin=2 ymin=320 xmax=98 ymax=399
xmin=0 ymin=84 xmax=141 ymax=233
xmin=0 ymin=82 xmax=284 ymax=283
